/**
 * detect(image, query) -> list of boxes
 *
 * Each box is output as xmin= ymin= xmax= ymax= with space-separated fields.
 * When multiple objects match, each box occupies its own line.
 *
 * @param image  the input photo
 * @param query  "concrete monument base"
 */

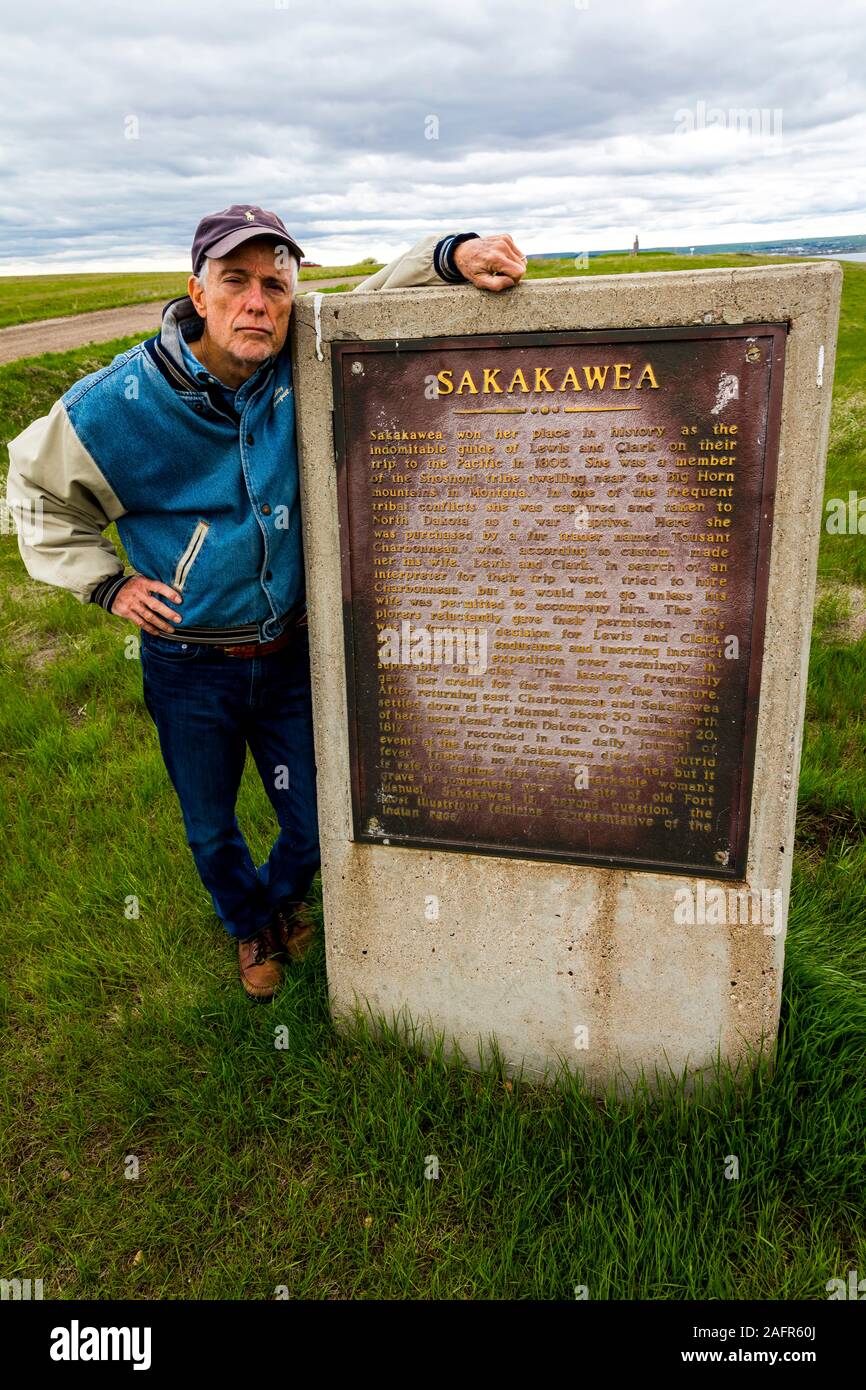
xmin=291 ymin=262 xmax=841 ymax=1089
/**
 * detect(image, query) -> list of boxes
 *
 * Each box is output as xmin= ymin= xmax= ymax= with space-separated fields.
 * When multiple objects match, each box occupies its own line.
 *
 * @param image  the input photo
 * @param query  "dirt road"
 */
xmin=0 ymin=275 xmax=367 ymax=365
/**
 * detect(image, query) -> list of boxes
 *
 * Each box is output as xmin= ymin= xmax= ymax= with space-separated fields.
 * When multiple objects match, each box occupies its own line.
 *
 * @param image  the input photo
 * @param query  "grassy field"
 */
xmin=0 ymin=250 xmax=820 ymax=330
xmin=526 ymin=250 xmax=804 ymax=276
xmin=0 ymin=262 xmax=383 ymax=329
xmin=0 ymin=255 xmax=864 ymax=1300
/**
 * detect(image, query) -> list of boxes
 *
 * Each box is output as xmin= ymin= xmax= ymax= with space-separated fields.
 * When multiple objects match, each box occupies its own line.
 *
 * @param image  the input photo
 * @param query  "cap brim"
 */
xmin=199 ymin=225 xmax=304 ymax=268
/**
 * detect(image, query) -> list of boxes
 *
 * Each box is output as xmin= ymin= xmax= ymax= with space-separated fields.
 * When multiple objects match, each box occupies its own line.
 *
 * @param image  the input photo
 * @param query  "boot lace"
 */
xmin=250 ymin=927 xmax=277 ymax=965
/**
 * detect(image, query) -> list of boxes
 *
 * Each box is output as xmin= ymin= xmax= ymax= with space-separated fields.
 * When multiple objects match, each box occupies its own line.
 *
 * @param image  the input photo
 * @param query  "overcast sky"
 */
xmin=1 ymin=0 xmax=864 ymax=273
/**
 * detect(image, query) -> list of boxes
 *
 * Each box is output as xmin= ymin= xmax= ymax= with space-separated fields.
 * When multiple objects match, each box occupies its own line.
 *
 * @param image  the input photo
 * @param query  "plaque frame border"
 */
xmin=331 ymin=322 xmax=788 ymax=880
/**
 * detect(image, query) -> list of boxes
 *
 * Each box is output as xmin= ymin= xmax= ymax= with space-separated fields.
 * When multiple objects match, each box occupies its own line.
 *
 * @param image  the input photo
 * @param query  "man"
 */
xmin=6 ymin=206 xmax=527 ymax=1000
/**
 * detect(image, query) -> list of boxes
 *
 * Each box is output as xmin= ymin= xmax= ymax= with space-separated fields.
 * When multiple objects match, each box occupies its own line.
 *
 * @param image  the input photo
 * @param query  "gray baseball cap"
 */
xmin=191 ymin=204 xmax=304 ymax=274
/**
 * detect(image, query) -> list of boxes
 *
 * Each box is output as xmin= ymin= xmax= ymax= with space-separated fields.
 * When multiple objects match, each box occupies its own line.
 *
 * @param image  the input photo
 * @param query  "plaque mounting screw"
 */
xmin=745 ymin=345 xmax=762 ymax=363
xmin=351 ymin=361 xmax=364 ymax=375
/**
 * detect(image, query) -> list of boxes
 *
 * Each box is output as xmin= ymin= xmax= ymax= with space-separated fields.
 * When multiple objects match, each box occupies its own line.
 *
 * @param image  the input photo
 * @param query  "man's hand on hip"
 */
xmin=111 ymin=576 xmax=183 ymax=634
xmin=453 ymin=235 xmax=528 ymax=291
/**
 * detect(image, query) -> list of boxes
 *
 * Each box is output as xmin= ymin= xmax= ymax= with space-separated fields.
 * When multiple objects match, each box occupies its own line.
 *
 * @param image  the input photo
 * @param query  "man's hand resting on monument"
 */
xmin=453 ymin=235 xmax=528 ymax=291
xmin=111 ymin=576 xmax=183 ymax=635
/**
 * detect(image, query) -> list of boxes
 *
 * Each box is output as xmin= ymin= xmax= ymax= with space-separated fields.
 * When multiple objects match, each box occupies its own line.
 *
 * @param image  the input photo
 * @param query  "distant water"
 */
xmin=536 ymin=235 xmax=866 ymax=262
xmin=678 ymin=236 xmax=866 ymax=260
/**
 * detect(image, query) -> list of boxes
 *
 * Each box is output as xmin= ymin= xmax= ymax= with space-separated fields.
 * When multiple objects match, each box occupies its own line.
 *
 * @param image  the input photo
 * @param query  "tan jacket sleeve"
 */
xmin=5 ymin=398 xmax=129 ymax=604
xmin=352 ymin=233 xmax=457 ymax=292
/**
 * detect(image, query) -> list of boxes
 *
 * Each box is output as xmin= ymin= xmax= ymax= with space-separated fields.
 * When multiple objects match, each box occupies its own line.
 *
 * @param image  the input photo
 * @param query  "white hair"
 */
xmin=195 ymin=246 xmax=298 ymax=292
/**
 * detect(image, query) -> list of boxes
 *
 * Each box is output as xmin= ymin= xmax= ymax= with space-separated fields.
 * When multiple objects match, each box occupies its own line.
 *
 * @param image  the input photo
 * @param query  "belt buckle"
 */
xmin=224 ymin=641 xmax=257 ymax=658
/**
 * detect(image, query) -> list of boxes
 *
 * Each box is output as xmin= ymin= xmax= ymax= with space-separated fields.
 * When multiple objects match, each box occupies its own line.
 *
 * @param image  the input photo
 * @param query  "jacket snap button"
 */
xmin=246 ymin=433 xmax=254 ymax=444
xmin=262 ymin=504 xmax=271 ymax=515
xmin=265 ymin=570 xmax=272 ymax=581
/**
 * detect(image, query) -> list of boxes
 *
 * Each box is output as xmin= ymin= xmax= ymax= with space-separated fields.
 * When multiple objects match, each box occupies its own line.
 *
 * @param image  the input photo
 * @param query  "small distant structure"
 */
xmin=631 ymin=234 xmax=639 ymax=256
xmin=689 ymin=247 xmax=695 ymax=256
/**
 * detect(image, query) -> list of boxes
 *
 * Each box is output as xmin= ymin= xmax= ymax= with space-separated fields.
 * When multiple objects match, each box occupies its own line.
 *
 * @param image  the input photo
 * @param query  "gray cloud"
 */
xmin=0 ymin=0 xmax=864 ymax=271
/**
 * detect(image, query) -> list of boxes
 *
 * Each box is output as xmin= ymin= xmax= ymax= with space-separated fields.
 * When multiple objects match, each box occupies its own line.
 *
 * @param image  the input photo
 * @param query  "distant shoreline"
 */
xmin=533 ymin=235 xmax=866 ymax=262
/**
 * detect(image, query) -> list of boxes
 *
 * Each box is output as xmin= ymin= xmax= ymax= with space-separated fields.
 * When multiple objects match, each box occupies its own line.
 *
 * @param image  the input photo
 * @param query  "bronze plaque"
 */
xmin=332 ymin=325 xmax=786 ymax=878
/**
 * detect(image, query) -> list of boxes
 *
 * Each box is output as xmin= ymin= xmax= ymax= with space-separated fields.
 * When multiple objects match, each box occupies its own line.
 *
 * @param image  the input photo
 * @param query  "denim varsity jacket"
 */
xmin=6 ymin=230 xmax=479 ymax=643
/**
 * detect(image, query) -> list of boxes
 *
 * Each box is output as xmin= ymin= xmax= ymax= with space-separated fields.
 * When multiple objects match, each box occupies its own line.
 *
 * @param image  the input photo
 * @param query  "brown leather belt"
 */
xmin=218 ymin=623 xmax=301 ymax=659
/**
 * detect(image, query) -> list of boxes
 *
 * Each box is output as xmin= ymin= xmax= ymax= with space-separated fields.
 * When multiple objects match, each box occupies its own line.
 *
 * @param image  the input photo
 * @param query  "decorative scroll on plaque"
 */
xmin=332 ymin=325 xmax=786 ymax=878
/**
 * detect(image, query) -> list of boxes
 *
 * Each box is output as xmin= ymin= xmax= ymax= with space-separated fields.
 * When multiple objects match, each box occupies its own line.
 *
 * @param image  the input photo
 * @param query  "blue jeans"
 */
xmin=140 ymin=626 xmax=320 ymax=941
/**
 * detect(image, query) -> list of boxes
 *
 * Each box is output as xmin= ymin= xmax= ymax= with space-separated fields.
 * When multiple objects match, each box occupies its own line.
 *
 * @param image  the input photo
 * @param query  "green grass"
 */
xmin=525 ymin=250 xmax=805 ymax=277
xmin=0 ymin=262 xmax=383 ymax=330
xmin=0 ymin=273 xmax=189 ymax=329
xmin=0 ymin=254 xmax=864 ymax=1300
xmin=296 ymin=261 xmax=382 ymax=283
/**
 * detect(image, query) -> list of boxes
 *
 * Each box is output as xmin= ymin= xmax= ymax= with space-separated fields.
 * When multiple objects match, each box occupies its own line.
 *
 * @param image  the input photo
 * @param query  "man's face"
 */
xmin=188 ymin=237 xmax=295 ymax=372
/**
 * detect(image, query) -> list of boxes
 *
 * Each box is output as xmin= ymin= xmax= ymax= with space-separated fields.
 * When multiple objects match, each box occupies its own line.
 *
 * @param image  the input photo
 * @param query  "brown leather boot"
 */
xmin=238 ymin=924 xmax=284 ymax=1000
xmin=273 ymin=901 xmax=318 ymax=962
